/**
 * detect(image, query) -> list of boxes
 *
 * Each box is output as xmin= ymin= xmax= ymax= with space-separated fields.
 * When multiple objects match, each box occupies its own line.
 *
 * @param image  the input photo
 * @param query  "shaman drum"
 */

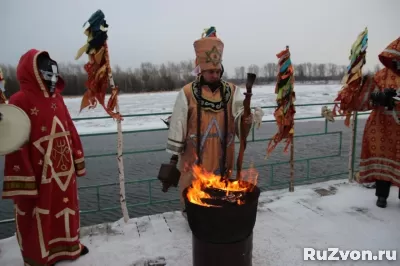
xmin=0 ymin=104 xmax=31 ymax=156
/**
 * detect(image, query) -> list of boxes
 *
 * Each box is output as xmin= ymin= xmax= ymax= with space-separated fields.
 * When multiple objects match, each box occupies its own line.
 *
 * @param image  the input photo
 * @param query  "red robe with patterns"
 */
xmin=2 ymin=49 xmax=87 ymax=265
xmin=341 ymin=38 xmax=400 ymax=186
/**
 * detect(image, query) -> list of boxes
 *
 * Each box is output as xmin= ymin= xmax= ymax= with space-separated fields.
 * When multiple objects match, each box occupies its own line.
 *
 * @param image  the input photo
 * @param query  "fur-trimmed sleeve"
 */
xmin=166 ymin=89 xmax=188 ymax=155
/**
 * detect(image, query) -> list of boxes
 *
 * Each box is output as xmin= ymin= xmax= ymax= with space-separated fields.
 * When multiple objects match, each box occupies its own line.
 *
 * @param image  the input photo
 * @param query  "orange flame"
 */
xmin=186 ymin=163 xmax=259 ymax=207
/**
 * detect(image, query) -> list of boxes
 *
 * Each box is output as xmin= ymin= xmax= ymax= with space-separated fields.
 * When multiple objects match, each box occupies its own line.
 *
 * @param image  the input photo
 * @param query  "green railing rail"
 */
xmin=0 ymin=102 xmax=368 ymax=225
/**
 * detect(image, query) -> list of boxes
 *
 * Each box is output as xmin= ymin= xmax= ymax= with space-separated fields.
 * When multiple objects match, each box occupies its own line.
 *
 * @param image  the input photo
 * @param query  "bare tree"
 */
xmin=0 ymin=60 xmax=351 ymax=97
xmin=295 ymin=64 xmax=305 ymax=80
xmin=318 ymin=64 xmax=326 ymax=78
xmin=312 ymin=64 xmax=319 ymax=77
xmin=262 ymin=64 xmax=269 ymax=78
xmin=247 ymin=64 xmax=260 ymax=77
xmin=234 ymin=67 xmax=241 ymax=79
xmin=239 ymin=66 xmax=245 ymax=80
xmin=328 ymin=63 xmax=338 ymax=77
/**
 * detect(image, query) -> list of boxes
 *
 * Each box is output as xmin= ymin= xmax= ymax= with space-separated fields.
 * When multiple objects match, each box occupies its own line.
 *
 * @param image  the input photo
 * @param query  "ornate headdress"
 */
xmin=378 ymin=37 xmax=400 ymax=71
xmin=193 ymin=26 xmax=224 ymax=75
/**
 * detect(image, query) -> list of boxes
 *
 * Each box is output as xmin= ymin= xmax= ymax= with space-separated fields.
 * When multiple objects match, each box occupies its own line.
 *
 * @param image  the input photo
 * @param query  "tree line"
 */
xmin=0 ymin=61 xmax=382 ymax=97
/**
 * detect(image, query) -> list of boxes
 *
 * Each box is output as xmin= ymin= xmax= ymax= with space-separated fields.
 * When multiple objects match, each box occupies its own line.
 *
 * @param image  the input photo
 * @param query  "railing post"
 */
xmin=348 ymin=111 xmax=358 ymax=182
xmin=96 ymin=187 xmax=101 ymax=211
xmin=324 ymin=118 xmax=328 ymax=134
xmin=269 ymin=165 xmax=274 ymax=186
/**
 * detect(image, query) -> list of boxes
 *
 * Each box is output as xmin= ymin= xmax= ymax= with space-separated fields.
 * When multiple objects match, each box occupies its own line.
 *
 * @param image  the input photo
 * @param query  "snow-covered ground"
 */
xmin=67 ymin=84 xmax=345 ymax=134
xmin=1 ymin=179 xmax=399 ymax=266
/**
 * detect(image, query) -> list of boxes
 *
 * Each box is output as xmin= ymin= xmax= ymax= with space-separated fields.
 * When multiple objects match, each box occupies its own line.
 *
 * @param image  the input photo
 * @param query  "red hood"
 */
xmin=16 ymin=49 xmax=65 ymax=98
xmin=378 ymin=37 xmax=400 ymax=73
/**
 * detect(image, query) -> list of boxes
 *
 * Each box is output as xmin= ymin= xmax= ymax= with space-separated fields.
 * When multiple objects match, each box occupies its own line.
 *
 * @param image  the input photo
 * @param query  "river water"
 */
xmin=0 ymin=118 xmax=367 ymax=239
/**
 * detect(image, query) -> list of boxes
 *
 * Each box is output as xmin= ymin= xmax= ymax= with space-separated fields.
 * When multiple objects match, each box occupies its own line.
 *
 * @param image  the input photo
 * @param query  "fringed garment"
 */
xmin=335 ymin=37 xmax=400 ymax=186
xmin=333 ymin=28 xmax=368 ymax=126
xmin=75 ymin=10 xmax=121 ymax=120
xmin=166 ymin=80 xmax=248 ymax=204
xmin=266 ymin=46 xmax=296 ymax=156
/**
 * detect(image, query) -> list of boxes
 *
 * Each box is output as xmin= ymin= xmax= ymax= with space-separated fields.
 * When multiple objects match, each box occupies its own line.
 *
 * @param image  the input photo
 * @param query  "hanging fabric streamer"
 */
xmin=266 ymin=46 xmax=296 ymax=157
xmin=75 ymin=9 xmax=129 ymax=223
xmin=332 ymin=28 xmax=368 ymax=127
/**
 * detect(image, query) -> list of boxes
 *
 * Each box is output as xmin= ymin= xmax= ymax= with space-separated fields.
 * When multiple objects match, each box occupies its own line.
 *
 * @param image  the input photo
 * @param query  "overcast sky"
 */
xmin=1 ymin=0 xmax=399 ymax=76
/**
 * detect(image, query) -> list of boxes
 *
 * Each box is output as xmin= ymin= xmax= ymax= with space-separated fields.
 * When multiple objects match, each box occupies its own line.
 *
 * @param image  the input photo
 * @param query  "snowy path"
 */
xmin=1 ymin=179 xmax=399 ymax=265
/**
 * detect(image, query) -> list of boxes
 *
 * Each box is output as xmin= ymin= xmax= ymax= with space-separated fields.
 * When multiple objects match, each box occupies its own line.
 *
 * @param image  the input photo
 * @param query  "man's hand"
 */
xmin=383 ymin=88 xmax=398 ymax=110
xmin=243 ymin=113 xmax=253 ymax=125
xmin=393 ymin=89 xmax=400 ymax=102
xmin=243 ymin=107 xmax=265 ymax=127
xmin=370 ymin=88 xmax=397 ymax=110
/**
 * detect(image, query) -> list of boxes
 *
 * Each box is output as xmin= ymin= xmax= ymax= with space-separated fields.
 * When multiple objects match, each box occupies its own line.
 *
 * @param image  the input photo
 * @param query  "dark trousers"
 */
xmin=375 ymin=180 xmax=400 ymax=199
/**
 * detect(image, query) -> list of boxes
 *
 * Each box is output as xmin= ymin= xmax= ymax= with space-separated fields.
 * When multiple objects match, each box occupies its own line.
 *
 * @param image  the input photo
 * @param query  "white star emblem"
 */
xmin=33 ymin=116 xmax=73 ymax=191
xmin=13 ymin=165 xmax=20 ymax=172
xmin=30 ymin=107 xmax=39 ymax=116
xmin=41 ymin=126 xmax=47 ymax=132
xmin=51 ymin=103 xmax=57 ymax=111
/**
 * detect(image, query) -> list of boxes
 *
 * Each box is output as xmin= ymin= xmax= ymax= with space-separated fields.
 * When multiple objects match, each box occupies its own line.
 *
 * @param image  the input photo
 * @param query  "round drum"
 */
xmin=0 ymin=104 xmax=31 ymax=156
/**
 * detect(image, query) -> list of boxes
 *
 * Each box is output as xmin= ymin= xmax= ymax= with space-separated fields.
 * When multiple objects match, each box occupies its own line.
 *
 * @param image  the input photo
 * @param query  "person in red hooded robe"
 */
xmin=2 ymin=49 xmax=89 ymax=265
xmin=0 ymin=67 xmax=6 ymax=104
xmin=337 ymin=37 xmax=400 ymax=208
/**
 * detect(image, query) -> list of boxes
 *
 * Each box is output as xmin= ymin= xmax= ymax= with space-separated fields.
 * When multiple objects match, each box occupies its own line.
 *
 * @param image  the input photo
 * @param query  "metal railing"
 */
xmin=0 ymin=102 xmax=366 ymax=226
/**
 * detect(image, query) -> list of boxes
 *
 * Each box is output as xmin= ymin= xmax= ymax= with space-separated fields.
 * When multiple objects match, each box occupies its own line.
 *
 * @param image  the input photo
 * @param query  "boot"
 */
xmin=376 ymin=197 xmax=387 ymax=208
xmin=375 ymin=180 xmax=391 ymax=208
xmin=363 ymin=182 xmax=376 ymax=189
xmin=50 ymin=244 xmax=89 ymax=265
xmin=80 ymin=245 xmax=89 ymax=256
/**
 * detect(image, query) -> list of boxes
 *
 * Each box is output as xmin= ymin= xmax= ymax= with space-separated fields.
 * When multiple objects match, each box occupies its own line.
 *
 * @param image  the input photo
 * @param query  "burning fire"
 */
xmin=186 ymin=163 xmax=259 ymax=207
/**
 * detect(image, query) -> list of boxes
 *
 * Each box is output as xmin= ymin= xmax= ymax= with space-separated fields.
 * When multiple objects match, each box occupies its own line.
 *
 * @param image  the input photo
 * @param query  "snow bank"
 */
xmin=1 ymin=179 xmax=399 ymax=266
